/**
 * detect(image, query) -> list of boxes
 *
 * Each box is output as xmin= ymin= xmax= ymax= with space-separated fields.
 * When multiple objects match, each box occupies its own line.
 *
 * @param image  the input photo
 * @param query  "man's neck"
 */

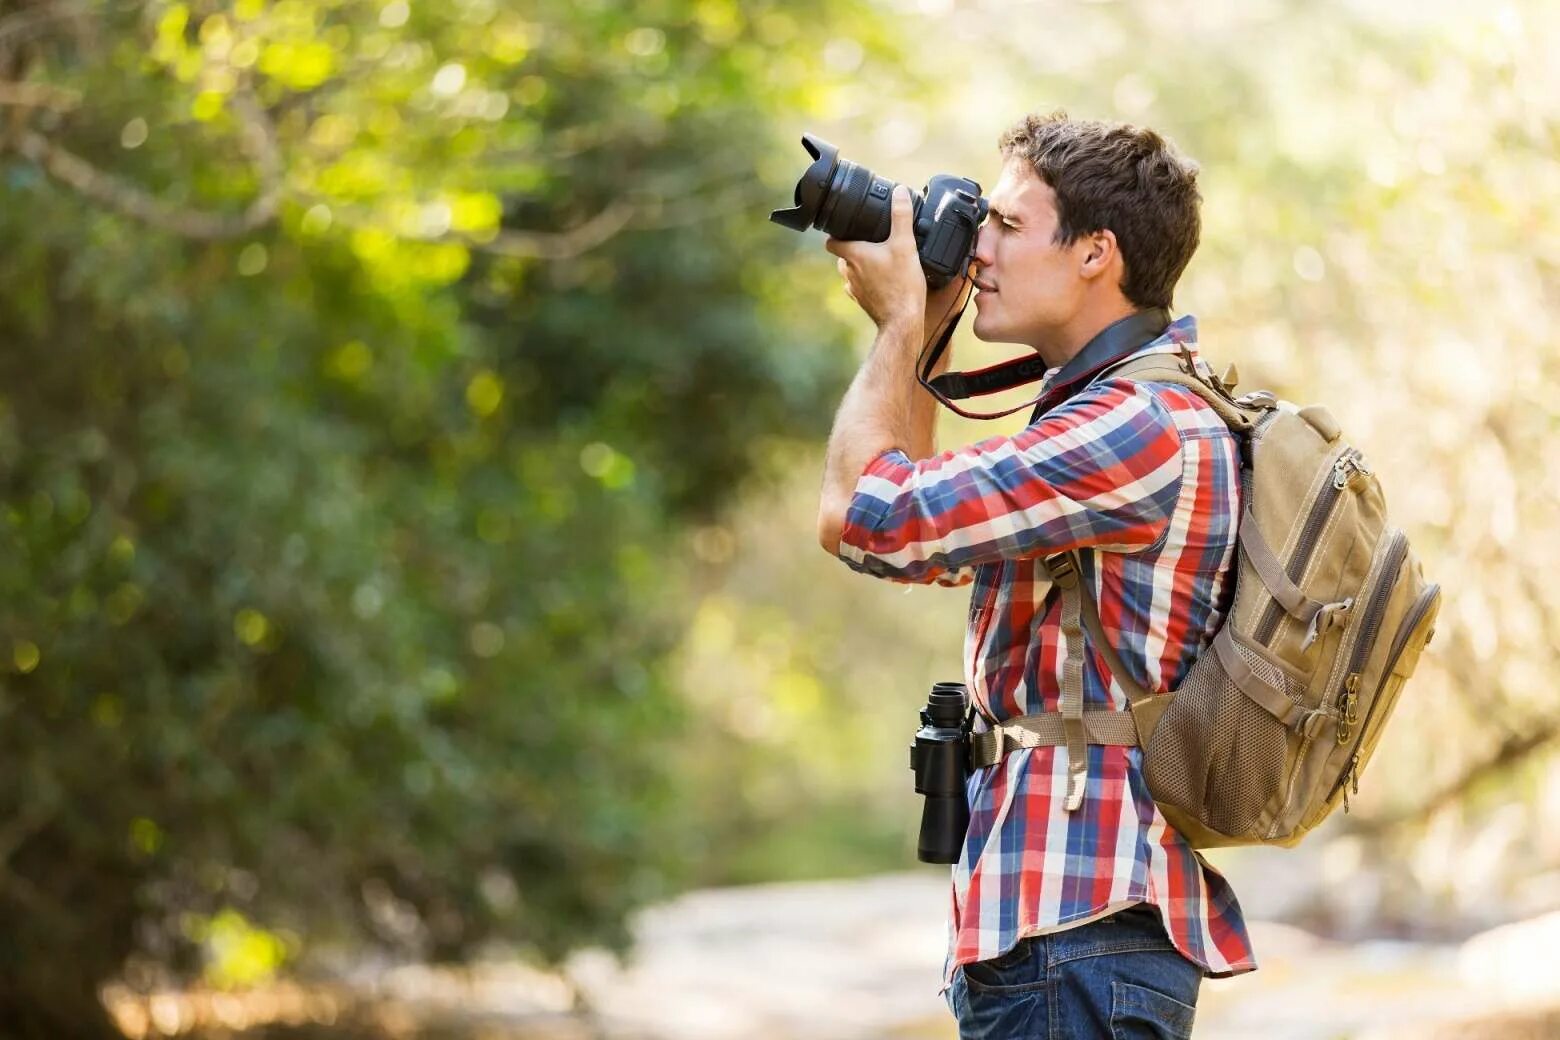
xmin=1029 ymin=298 xmax=1139 ymax=370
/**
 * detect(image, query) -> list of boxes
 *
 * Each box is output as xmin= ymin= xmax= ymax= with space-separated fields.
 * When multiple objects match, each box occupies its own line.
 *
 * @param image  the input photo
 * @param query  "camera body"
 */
xmin=770 ymin=134 xmax=989 ymax=288
xmin=909 ymin=681 xmax=974 ymax=863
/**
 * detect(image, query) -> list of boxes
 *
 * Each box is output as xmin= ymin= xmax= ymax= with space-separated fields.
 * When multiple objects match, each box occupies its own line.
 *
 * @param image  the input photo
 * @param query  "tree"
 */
xmin=0 ymin=0 xmax=911 ymax=1033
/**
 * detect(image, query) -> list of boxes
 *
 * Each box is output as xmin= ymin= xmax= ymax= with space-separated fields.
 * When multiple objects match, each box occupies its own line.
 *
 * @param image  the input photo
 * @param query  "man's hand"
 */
xmin=825 ymin=185 xmax=928 ymax=333
xmin=816 ymin=188 xmax=977 ymax=557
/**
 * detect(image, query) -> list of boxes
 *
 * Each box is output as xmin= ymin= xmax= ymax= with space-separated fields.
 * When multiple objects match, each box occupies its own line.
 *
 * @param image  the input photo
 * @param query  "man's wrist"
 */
xmin=874 ymin=313 xmax=924 ymax=350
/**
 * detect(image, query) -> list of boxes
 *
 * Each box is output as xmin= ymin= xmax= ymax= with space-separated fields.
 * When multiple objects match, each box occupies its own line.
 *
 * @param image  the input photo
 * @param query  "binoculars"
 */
xmin=909 ymin=681 xmax=973 ymax=864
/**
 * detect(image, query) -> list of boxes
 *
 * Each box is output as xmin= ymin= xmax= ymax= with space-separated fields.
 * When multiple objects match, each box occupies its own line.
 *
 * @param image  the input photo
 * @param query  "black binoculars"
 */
xmin=909 ymin=681 xmax=973 ymax=864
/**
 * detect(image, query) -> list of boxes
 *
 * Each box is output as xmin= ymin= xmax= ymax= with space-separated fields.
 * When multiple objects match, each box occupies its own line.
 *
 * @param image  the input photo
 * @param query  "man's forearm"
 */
xmin=905 ymin=326 xmax=952 ymax=460
xmin=818 ymin=317 xmax=946 ymax=552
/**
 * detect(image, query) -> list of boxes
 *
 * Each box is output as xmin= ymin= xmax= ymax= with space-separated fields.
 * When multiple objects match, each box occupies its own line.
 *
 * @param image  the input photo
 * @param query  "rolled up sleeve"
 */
xmin=834 ymin=379 xmax=1185 ymax=585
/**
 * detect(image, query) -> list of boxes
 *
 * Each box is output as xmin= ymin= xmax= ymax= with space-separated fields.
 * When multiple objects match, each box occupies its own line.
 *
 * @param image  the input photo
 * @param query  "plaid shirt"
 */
xmin=836 ymin=315 xmax=1257 ymax=995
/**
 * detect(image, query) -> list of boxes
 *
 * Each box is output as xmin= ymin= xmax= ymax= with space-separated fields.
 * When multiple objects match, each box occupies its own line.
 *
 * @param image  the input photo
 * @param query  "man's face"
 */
xmin=969 ymin=159 xmax=1090 ymax=348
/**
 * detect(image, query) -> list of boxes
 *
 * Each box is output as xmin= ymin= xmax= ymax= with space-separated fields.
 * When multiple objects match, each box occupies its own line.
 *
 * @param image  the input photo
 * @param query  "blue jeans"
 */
xmin=945 ymin=903 xmax=1202 ymax=1039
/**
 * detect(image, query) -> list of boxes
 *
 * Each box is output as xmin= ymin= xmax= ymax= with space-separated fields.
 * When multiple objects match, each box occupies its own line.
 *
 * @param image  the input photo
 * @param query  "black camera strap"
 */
xmin=917 ymin=294 xmax=1173 ymax=421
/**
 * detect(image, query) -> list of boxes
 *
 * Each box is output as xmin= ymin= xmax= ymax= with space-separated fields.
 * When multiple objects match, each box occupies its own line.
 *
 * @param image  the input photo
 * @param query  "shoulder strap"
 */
xmin=1095 ymin=353 xmax=1258 ymax=435
xmin=1040 ymin=551 xmax=1155 ymax=811
xmin=1031 ymin=350 xmax=1268 ymax=808
xmin=1038 ymin=353 xmax=1258 ymax=809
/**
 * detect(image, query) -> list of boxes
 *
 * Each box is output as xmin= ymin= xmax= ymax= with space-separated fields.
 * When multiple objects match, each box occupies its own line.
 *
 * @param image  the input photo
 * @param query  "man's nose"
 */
xmin=972 ymin=223 xmax=995 ymax=268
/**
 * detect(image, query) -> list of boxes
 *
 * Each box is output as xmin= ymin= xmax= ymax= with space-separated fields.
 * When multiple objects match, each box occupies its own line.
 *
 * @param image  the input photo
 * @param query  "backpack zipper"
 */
xmin=1330 ymin=530 xmax=1409 ymax=751
xmin=1253 ymin=447 xmax=1363 ymax=646
xmin=1328 ymin=580 xmax=1440 ymax=809
xmin=1266 ymin=526 xmax=1404 ymax=837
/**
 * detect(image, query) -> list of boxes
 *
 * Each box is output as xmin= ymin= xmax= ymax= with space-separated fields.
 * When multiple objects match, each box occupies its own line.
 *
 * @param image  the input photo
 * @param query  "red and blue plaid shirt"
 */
xmin=835 ymin=315 xmax=1257 ymax=995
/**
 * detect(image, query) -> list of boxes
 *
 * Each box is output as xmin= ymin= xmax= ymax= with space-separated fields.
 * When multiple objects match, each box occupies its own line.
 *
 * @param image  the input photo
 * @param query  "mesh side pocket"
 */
xmin=1144 ymin=637 xmax=1296 ymax=839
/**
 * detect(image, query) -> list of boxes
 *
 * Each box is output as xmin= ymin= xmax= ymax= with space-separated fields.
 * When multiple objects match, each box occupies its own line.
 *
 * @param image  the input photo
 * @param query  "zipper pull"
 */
xmin=1350 ymin=760 xmax=1360 ymax=796
xmin=1336 ymin=675 xmax=1361 ymax=746
xmin=1332 ymin=452 xmax=1373 ymax=491
xmin=1343 ymin=673 xmax=1360 ymax=723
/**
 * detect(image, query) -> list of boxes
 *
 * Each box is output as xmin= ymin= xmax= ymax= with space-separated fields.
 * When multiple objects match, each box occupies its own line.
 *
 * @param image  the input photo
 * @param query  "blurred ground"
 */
xmin=110 ymin=869 xmax=1560 ymax=1040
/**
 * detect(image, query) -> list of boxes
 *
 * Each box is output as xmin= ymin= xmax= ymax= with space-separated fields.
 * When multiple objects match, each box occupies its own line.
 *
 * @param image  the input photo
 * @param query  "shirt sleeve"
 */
xmin=834 ymin=378 xmax=1184 ymax=585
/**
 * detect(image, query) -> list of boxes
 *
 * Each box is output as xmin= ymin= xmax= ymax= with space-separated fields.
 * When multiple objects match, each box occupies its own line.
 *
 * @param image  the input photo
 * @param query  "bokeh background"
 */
xmin=1 ymin=0 xmax=1557 ymax=1037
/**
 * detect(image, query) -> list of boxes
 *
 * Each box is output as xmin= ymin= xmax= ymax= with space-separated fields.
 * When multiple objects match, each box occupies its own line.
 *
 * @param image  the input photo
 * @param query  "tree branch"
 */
xmin=292 ymin=190 xmax=642 ymax=262
xmin=0 ymin=0 xmax=91 ymax=49
xmin=1352 ymin=719 xmax=1560 ymax=835
xmin=479 ymin=200 xmax=637 ymax=259
xmin=0 ymin=79 xmax=79 ymax=111
xmin=7 ymin=80 xmax=284 ymax=240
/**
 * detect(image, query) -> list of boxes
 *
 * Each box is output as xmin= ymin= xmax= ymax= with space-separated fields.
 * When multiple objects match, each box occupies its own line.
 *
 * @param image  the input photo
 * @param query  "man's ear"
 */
xmin=1078 ymin=228 xmax=1119 ymax=281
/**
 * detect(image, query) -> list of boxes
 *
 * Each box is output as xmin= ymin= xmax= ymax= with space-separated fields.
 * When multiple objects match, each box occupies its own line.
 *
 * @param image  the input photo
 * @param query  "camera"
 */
xmin=909 ymin=681 xmax=974 ymax=863
xmin=770 ymin=134 xmax=989 ymax=288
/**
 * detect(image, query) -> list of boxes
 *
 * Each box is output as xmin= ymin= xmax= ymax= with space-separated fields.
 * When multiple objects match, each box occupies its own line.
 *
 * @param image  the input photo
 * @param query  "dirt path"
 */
xmin=110 ymin=871 xmax=1559 ymax=1039
xmin=557 ymin=872 xmax=1559 ymax=1040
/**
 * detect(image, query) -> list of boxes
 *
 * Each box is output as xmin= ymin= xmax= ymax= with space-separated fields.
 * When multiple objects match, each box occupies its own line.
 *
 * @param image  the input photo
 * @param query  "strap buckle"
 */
xmin=1043 ymin=552 xmax=1079 ymax=589
xmin=969 ymin=723 xmax=1022 ymax=771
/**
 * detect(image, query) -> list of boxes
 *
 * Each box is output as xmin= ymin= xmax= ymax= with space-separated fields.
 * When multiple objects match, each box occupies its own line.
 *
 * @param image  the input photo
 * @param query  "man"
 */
xmin=817 ymin=112 xmax=1256 ymax=1038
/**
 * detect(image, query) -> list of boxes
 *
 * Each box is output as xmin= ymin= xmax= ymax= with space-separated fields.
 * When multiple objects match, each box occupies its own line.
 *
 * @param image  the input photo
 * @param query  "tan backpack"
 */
xmin=968 ymin=349 xmax=1442 ymax=849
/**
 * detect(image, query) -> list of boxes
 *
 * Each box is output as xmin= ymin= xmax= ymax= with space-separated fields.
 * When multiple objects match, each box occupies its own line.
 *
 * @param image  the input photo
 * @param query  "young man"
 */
xmin=817 ymin=112 xmax=1257 ymax=1037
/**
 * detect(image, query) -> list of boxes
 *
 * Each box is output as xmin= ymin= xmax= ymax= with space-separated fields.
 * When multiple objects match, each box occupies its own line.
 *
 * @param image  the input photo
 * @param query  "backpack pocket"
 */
xmin=1318 ymin=581 xmax=1441 ymax=815
xmin=1142 ymin=627 xmax=1310 ymax=844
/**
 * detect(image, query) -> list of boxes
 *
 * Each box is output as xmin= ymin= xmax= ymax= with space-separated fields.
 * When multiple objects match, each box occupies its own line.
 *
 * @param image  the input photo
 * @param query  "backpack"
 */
xmin=966 ymin=348 xmax=1442 ymax=849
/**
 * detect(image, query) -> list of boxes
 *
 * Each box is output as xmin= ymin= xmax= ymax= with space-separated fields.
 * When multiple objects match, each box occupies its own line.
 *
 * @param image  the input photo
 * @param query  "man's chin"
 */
xmin=970 ymin=315 xmax=1038 ymax=348
xmin=970 ymin=310 xmax=999 ymax=343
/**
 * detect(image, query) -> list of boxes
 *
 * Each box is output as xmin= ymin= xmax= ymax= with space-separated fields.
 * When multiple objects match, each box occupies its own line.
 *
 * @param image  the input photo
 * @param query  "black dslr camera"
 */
xmin=769 ymin=133 xmax=989 ymax=289
xmin=909 ymin=681 xmax=974 ymax=864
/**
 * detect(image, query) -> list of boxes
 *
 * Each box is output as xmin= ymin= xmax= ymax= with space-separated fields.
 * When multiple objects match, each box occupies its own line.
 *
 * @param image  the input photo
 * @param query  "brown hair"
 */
xmin=997 ymin=111 xmax=1201 ymax=310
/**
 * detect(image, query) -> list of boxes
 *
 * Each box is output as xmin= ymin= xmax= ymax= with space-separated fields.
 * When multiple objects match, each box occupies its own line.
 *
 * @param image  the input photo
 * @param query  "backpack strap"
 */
xmin=1036 ymin=551 xmax=1158 ymax=809
xmin=973 ymin=351 xmax=1273 ymax=806
xmin=1045 ymin=551 xmax=1091 ymax=810
xmin=1019 ymin=355 xmax=1256 ymax=809
xmin=977 ymin=552 xmax=1154 ymax=801
xmin=968 ymin=708 xmax=1139 ymax=769
xmin=1096 ymin=351 xmax=1258 ymax=435
xmin=1100 ymin=355 xmax=1341 ymax=633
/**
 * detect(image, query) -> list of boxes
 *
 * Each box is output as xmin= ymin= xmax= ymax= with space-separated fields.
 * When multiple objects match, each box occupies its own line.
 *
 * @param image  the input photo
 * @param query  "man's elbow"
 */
xmin=816 ymin=501 xmax=847 ymax=558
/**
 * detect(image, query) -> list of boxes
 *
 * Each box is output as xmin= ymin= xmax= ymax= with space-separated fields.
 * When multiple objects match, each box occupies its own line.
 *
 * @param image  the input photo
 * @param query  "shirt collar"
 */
xmin=1033 ymin=310 xmax=1199 ymax=416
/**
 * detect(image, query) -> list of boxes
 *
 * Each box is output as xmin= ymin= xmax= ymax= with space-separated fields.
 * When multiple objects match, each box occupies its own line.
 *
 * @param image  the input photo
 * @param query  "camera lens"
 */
xmin=770 ymin=133 xmax=913 ymax=244
xmin=816 ymin=158 xmax=896 ymax=242
xmin=771 ymin=133 xmax=987 ymax=289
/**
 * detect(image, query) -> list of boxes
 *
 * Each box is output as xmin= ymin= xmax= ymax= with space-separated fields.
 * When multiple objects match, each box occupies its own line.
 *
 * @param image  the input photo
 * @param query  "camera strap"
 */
xmin=917 ymin=301 xmax=1174 ymax=421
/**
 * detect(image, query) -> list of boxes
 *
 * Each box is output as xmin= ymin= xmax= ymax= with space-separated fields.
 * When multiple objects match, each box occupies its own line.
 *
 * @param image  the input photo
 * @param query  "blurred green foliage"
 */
xmin=0 ymin=0 xmax=914 ymax=1033
xmin=6 ymin=0 xmax=1559 ymax=1034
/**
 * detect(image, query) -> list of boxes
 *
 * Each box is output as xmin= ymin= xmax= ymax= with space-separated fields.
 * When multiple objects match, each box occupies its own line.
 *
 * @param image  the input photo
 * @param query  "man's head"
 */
xmin=970 ymin=111 xmax=1202 ymax=356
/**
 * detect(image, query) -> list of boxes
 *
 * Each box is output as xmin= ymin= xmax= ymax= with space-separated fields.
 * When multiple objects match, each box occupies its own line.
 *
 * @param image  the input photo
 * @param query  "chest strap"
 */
xmin=968 ymin=354 xmax=1234 ymax=808
xmin=969 ymin=709 xmax=1140 ymax=770
xmin=970 ymin=551 xmax=1159 ymax=810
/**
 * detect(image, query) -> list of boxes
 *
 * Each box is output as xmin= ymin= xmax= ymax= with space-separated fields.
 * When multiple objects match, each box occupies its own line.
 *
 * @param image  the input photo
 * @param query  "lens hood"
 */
xmin=769 ymin=133 xmax=838 ymax=231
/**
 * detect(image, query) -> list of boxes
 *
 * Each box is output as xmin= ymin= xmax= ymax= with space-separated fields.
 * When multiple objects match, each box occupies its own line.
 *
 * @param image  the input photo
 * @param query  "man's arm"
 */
xmin=817 ymin=315 xmax=956 ymax=555
xmin=811 ymin=187 xmax=1181 ymax=586
xmin=830 ymin=380 xmax=1186 ymax=585
xmin=815 ymin=185 xmax=967 ymax=555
